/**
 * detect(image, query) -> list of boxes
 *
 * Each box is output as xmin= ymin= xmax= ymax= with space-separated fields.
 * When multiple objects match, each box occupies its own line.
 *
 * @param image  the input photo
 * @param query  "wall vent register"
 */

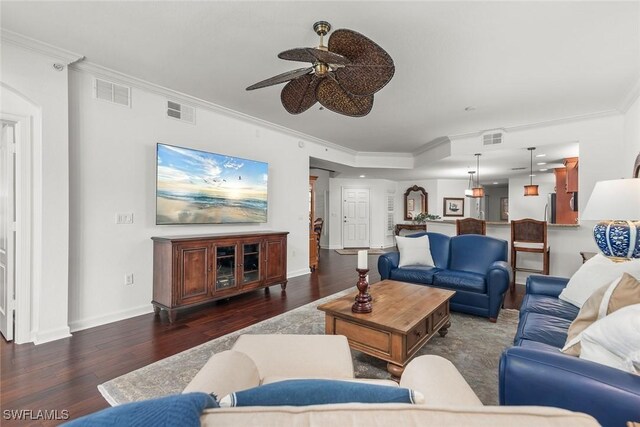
xmin=167 ymin=101 xmax=195 ymax=124
xmin=482 ymin=130 xmax=504 ymax=146
xmin=94 ymin=78 xmax=131 ymax=107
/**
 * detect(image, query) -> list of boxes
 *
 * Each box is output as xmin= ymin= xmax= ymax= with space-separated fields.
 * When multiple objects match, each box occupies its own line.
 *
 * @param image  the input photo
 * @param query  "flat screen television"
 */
xmin=156 ymin=143 xmax=268 ymax=225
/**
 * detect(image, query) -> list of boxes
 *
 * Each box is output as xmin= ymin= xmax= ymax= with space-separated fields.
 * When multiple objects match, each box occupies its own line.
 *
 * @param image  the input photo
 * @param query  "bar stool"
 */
xmin=456 ymin=218 xmax=486 ymax=235
xmin=510 ymin=218 xmax=550 ymax=291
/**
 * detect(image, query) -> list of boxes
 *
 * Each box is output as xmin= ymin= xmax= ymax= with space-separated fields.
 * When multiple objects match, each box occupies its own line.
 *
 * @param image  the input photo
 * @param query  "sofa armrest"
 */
xmin=378 ymin=252 xmax=399 ymax=280
xmin=183 ymin=350 xmax=261 ymax=397
xmin=231 ymin=335 xmax=354 ymax=380
xmin=401 ymin=355 xmax=482 ymax=407
xmin=526 ymin=275 xmax=569 ymax=297
xmin=499 ymin=347 xmax=640 ymax=427
xmin=486 ymin=261 xmax=512 ymax=319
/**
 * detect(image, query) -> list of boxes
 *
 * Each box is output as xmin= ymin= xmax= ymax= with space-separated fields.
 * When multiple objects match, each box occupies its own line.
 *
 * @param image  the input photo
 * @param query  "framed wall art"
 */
xmin=443 ymin=197 xmax=464 ymax=217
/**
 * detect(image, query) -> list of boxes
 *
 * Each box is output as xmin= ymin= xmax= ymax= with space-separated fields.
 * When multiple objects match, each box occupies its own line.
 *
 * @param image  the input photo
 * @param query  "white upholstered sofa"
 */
xmin=184 ymin=334 xmax=598 ymax=426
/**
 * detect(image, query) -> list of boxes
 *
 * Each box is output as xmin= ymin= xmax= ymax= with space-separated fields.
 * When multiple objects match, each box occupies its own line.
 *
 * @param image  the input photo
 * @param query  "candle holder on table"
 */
xmin=352 ymin=268 xmax=372 ymax=313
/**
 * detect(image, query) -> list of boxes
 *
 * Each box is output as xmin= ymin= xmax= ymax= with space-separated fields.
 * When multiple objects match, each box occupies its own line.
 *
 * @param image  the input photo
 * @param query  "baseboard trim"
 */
xmin=33 ymin=326 xmax=71 ymax=345
xmin=287 ymin=268 xmax=310 ymax=279
xmin=69 ymin=304 xmax=154 ymax=333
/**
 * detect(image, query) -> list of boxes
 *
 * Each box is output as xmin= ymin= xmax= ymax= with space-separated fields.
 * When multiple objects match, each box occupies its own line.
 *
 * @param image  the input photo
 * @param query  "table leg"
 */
xmin=387 ymin=362 xmax=404 ymax=381
xmin=438 ymin=320 xmax=451 ymax=337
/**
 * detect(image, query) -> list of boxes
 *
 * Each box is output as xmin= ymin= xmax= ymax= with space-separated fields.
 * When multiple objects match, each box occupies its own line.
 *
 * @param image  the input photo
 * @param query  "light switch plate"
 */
xmin=116 ymin=213 xmax=134 ymax=224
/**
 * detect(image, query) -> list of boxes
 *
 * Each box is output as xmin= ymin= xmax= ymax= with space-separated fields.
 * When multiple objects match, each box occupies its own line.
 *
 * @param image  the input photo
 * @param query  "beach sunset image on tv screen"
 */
xmin=156 ymin=143 xmax=268 ymax=224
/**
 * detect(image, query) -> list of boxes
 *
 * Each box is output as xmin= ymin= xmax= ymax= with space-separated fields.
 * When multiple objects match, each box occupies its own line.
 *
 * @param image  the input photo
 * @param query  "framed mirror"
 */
xmin=404 ymin=185 xmax=428 ymax=220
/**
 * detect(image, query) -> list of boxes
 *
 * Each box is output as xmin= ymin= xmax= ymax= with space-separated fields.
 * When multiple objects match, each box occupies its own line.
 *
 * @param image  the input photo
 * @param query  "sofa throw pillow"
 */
xmin=562 ymin=273 xmax=640 ymax=356
xmin=558 ymin=254 xmax=640 ymax=308
xmin=218 ymin=379 xmax=424 ymax=407
xmin=62 ymin=392 xmax=217 ymax=427
xmin=396 ymin=235 xmax=435 ymax=268
xmin=579 ymin=304 xmax=640 ymax=374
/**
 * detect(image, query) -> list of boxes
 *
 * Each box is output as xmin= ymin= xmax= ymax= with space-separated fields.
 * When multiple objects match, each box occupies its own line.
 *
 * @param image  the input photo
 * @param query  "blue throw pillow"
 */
xmin=62 ymin=392 xmax=217 ymax=427
xmin=219 ymin=379 xmax=422 ymax=407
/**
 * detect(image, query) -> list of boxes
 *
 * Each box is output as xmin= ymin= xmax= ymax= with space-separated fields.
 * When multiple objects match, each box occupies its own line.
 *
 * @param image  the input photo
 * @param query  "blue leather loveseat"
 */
xmin=378 ymin=232 xmax=511 ymax=321
xmin=499 ymin=275 xmax=640 ymax=427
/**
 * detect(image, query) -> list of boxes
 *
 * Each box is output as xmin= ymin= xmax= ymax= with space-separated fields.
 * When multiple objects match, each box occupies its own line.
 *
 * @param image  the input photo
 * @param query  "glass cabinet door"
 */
xmin=242 ymin=242 xmax=261 ymax=284
xmin=215 ymin=245 xmax=236 ymax=291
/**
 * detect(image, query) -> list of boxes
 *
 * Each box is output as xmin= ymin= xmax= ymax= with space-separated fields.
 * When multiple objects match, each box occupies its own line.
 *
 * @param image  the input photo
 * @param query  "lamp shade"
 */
xmin=582 ymin=178 xmax=640 ymax=259
xmin=523 ymin=184 xmax=539 ymax=196
xmin=472 ymin=187 xmax=485 ymax=198
xmin=582 ymin=179 xmax=640 ymax=220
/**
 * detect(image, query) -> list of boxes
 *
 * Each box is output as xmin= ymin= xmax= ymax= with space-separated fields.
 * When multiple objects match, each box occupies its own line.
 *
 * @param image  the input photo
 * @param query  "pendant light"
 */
xmin=524 ymin=147 xmax=539 ymax=196
xmin=465 ymin=171 xmax=475 ymax=197
xmin=472 ymin=153 xmax=484 ymax=198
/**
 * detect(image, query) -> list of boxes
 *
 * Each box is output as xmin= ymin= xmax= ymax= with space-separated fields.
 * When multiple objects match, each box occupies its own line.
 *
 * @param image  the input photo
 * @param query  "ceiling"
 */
xmin=311 ymin=141 xmax=579 ymax=183
xmin=2 ymin=1 xmax=638 ymax=156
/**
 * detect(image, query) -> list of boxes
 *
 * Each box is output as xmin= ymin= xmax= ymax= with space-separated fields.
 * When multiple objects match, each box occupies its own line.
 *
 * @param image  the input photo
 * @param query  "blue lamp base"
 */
xmin=593 ymin=220 xmax=640 ymax=259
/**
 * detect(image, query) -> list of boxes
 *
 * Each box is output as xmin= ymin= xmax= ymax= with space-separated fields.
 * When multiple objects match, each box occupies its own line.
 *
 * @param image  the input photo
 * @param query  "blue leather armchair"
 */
xmin=499 ymin=275 xmax=640 ymax=427
xmin=378 ymin=232 xmax=512 ymax=321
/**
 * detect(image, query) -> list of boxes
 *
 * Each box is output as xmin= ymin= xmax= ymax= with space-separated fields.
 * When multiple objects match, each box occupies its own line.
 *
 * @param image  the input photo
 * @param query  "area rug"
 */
xmin=98 ymin=289 xmax=518 ymax=406
xmin=335 ymin=248 xmax=389 ymax=255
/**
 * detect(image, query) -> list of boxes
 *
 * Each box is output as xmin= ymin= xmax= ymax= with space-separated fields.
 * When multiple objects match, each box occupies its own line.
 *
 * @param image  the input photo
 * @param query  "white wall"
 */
xmin=328 ymin=178 xmax=396 ymax=249
xmin=485 ymin=185 xmax=508 ymax=221
xmin=623 ymin=94 xmax=640 ymax=175
xmin=67 ymin=69 xmax=318 ymax=331
xmin=508 ymin=174 xmax=555 ymax=221
xmin=0 ymin=43 xmax=79 ymax=343
xmin=435 ymin=179 xmax=471 ymax=218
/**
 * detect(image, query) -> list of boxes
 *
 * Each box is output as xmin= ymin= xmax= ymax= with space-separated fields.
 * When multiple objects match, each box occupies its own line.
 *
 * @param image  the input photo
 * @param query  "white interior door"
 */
xmin=0 ymin=122 xmax=15 ymax=341
xmin=342 ymin=187 xmax=370 ymax=248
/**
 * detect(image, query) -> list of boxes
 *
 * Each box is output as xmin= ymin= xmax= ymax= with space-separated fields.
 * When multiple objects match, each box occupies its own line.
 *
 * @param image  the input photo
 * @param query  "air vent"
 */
xmin=94 ymin=78 xmax=130 ymax=107
xmin=482 ymin=130 xmax=505 ymax=146
xmin=167 ymin=101 xmax=195 ymax=124
xmin=511 ymin=167 xmax=527 ymax=171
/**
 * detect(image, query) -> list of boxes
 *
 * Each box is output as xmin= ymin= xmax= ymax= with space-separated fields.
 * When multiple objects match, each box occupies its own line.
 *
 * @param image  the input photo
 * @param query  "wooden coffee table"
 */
xmin=317 ymin=280 xmax=455 ymax=379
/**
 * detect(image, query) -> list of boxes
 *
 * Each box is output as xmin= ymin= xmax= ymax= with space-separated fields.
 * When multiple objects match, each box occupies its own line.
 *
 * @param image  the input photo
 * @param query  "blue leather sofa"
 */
xmin=499 ymin=274 xmax=640 ymax=427
xmin=378 ymin=232 xmax=511 ymax=321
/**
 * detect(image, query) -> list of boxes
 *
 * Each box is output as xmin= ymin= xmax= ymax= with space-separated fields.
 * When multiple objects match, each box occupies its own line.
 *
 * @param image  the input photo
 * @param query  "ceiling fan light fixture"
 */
xmin=524 ymin=147 xmax=539 ymax=197
xmin=246 ymin=21 xmax=395 ymax=117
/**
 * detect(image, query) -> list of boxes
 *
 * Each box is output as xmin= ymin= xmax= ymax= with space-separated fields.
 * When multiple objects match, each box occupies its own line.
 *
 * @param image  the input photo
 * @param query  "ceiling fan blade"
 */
xmin=335 ymin=64 xmax=395 ymax=97
xmin=246 ymin=67 xmax=313 ymax=91
xmin=279 ymin=48 xmax=350 ymax=65
xmin=281 ymin=74 xmax=320 ymax=114
xmin=316 ymin=76 xmax=373 ymax=117
xmin=328 ymin=29 xmax=395 ymax=96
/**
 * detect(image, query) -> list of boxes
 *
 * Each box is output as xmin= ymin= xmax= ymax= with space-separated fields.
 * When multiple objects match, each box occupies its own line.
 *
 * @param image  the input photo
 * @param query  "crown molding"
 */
xmin=1 ymin=29 xmax=84 ymax=64
xmin=619 ymin=76 xmax=640 ymax=113
xmin=412 ymin=136 xmax=451 ymax=155
xmin=70 ymin=61 xmax=357 ymax=156
xmin=356 ymin=151 xmax=413 ymax=159
xmin=448 ymin=110 xmax=620 ymax=141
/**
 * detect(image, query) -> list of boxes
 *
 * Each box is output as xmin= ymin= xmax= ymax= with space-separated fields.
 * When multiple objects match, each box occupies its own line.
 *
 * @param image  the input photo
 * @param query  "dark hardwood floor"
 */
xmin=1 ymin=249 xmax=524 ymax=426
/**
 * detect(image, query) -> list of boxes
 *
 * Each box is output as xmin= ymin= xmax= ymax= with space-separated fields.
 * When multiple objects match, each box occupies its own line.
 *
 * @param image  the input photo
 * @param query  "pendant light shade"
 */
xmin=524 ymin=147 xmax=539 ymax=197
xmin=472 ymin=154 xmax=484 ymax=198
xmin=465 ymin=171 xmax=475 ymax=197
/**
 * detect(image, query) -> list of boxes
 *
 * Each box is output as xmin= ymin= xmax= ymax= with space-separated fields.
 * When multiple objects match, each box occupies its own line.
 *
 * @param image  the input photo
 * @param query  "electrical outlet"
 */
xmin=125 ymin=273 xmax=134 ymax=286
xmin=116 ymin=213 xmax=134 ymax=224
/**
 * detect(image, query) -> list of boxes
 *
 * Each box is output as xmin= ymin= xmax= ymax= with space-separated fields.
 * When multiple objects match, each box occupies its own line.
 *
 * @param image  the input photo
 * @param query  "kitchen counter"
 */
xmin=422 ymin=220 xmax=580 ymax=228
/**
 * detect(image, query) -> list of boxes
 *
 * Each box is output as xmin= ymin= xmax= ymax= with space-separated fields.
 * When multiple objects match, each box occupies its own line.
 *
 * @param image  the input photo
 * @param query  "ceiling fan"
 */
xmin=246 ymin=21 xmax=395 ymax=117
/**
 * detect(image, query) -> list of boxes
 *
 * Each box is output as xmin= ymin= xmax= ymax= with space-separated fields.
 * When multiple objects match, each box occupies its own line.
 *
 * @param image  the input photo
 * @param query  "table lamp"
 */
xmin=581 ymin=178 xmax=640 ymax=259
